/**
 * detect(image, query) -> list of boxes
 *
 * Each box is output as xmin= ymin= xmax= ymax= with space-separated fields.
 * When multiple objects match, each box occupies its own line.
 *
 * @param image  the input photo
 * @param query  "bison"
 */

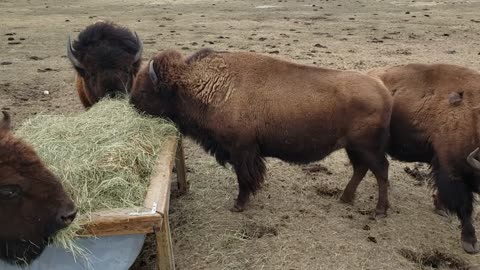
xmin=67 ymin=21 xmax=143 ymax=108
xmin=367 ymin=63 xmax=480 ymax=253
xmin=130 ymin=48 xmax=393 ymax=216
xmin=0 ymin=112 xmax=76 ymax=265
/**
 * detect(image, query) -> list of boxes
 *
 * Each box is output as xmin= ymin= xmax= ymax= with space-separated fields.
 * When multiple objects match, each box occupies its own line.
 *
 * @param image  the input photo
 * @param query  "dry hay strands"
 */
xmin=15 ymin=98 xmax=178 ymax=257
xmin=398 ymin=248 xmax=472 ymax=270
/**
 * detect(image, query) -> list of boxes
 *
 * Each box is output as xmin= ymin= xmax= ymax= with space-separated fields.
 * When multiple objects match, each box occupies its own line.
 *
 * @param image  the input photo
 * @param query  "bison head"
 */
xmin=130 ymin=50 xmax=185 ymax=119
xmin=67 ymin=21 xmax=143 ymax=108
xmin=0 ymin=112 xmax=76 ymax=265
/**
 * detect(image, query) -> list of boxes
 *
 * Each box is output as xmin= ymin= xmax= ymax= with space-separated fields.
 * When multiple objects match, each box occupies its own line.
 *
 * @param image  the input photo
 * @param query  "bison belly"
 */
xmin=260 ymin=134 xmax=343 ymax=164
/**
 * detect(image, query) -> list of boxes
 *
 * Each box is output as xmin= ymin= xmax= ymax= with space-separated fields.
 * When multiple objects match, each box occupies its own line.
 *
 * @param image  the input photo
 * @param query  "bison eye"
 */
xmin=0 ymin=185 xmax=22 ymax=200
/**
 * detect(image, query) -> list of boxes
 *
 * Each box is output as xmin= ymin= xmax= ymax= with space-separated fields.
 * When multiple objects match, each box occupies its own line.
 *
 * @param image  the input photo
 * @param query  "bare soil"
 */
xmin=1 ymin=0 xmax=480 ymax=269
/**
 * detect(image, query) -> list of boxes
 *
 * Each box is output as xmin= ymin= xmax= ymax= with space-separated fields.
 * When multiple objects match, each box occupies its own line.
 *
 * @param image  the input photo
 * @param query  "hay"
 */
xmin=15 ymin=98 xmax=178 ymax=256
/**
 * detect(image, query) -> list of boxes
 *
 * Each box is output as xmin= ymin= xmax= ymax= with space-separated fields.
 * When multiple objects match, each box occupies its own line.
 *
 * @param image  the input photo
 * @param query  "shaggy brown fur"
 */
xmin=130 ymin=48 xmax=393 ymax=216
xmin=0 ymin=112 xmax=76 ymax=265
xmin=367 ymin=63 xmax=480 ymax=254
xmin=67 ymin=21 xmax=143 ymax=108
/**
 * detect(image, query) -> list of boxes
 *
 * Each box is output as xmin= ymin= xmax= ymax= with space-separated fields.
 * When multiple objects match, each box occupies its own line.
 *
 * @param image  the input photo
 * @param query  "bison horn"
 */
xmin=66 ymin=36 xmax=84 ymax=70
xmin=148 ymin=60 xmax=158 ymax=85
xmin=133 ymin=32 xmax=143 ymax=63
xmin=467 ymin=147 xmax=480 ymax=170
xmin=0 ymin=111 xmax=11 ymax=131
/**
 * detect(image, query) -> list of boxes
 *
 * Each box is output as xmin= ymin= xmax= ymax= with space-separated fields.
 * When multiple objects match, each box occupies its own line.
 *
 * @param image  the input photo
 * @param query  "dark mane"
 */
xmin=72 ymin=21 xmax=140 ymax=68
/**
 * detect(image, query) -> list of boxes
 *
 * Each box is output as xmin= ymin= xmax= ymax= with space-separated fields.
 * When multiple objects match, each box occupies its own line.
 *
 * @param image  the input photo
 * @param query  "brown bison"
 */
xmin=0 ymin=112 xmax=76 ymax=265
xmin=67 ymin=21 xmax=143 ymax=108
xmin=367 ymin=63 xmax=480 ymax=253
xmin=130 ymin=48 xmax=393 ymax=216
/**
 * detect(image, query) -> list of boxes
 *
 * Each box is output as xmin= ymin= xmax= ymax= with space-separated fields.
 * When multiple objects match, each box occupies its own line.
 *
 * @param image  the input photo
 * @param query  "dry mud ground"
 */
xmin=2 ymin=0 xmax=480 ymax=269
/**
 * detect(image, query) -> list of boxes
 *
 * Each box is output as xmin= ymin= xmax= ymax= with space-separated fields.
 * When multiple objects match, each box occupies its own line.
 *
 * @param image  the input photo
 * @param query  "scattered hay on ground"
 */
xmin=15 ymin=98 xmax=178 ymax=256
xmin=399 ymin=248 xmax=471 ymax=270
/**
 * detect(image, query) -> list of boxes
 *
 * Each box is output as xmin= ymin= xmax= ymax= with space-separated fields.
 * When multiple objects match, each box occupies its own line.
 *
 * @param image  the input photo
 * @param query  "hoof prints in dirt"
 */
xmin=314 ymin=184 xmax=342 ymax=197
xmin=302 ymin=163 xmax=333 ymax=175
xmin=399 ymin=248 xmax=471 ymax=270
xmin=404 ymin=163 xmax=431 ymax=186
xmin=240 ymin=222 xmax=278 ymax=239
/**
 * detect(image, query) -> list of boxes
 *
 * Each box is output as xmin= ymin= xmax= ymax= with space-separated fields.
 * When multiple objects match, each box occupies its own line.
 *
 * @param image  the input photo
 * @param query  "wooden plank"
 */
xmin=175 ymin=136 xmax=188 ymax=195
xmin=155 ymin=213 xmax=175 ymax=270
xmin=144 ymin=137 xmax=178 ymax=215
xmin=78 ymin=136 xmax=178 ymax=236
xmin=78 ymin=208 xmax=162 ymax=236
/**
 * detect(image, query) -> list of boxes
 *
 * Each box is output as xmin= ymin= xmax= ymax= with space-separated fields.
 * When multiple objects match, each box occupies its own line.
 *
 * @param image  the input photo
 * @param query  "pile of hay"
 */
xmin=15 ymin=98 xmax=178 ymax=255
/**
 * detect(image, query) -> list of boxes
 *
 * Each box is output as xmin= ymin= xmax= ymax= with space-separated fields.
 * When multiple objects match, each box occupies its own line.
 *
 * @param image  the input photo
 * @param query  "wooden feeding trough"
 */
xmin=76 ymin=136 xmax=188 ymax=270
xmin=1 ymin=136 xmax=188 ymax=270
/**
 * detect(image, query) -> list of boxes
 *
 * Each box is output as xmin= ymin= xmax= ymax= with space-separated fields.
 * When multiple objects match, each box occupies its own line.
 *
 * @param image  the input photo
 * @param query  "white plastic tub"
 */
xmin=1 ymin=234 xmax=145 ymax=270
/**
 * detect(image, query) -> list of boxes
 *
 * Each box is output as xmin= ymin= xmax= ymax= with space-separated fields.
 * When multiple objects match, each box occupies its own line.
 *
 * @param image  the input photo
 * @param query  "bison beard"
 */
xmin=0 ymin=239 xmax=46 ymax=265
xmin=131 ymin=48 xmax=393 ymax=215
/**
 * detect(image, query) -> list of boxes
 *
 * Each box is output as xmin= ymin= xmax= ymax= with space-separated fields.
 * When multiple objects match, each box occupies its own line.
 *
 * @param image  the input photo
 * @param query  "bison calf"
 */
xmin=0 ymin=112 xmax=76 ymax=265
xmin=67 ymin=21 xmax=143 ymax=108
xmin=131 ymin=49 xmax=393 ymax=216
xmin=367 ymin=63 xmax=480 ymax=253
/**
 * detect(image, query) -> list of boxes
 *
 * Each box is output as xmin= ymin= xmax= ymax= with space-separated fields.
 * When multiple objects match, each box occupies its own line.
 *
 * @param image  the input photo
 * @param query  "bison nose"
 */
xmin=58 ymin=206 xmax=77 ymax=226
xmin=106 ymin=89 xmax=122 ymax=98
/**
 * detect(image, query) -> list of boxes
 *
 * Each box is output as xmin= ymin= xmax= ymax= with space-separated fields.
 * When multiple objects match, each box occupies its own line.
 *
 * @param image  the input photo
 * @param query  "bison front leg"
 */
xmin=460 ymin=210 xmax=478 ymax=254
xmin=432 ymin=192 xmax=449 ymax=217
xmin=435 ymin=169 xmax=479 ymax=253
xmin=230 ymin=149 xmax=266 ymax=212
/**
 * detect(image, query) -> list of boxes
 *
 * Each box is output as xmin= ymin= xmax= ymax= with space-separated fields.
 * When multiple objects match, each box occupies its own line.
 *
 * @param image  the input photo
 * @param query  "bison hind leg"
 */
xmin=340 ymin=147 xmax=390 ymax=218
xmin=230 ymin=147 xmax=266 ymax=212
xmin=339 ymin=149 xmax=369 ymax=204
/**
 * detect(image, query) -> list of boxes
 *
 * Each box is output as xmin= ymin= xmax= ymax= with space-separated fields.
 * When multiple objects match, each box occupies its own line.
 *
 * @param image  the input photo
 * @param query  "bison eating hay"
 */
xmin=14 ymin=99 xmax=178 ymax=258
xmin=67 ymin=21 xmax=143 ymax=108
xmin=130 ymin=48 xmax=393 ymax=216
xmin=0 ymin=112 xmax=76 ymax=266
xmin=367 ymin=63 xmax=480 ymax=254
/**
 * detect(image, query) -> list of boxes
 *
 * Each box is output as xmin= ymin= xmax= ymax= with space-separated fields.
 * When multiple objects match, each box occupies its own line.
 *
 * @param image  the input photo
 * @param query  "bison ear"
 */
xmin=0 ymin=111 xmax=11 ymax=133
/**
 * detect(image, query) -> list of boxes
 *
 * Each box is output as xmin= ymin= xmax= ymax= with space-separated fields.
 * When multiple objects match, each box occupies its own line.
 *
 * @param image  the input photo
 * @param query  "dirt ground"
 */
xmin=2 ymin=0 xmax=480 ymax=269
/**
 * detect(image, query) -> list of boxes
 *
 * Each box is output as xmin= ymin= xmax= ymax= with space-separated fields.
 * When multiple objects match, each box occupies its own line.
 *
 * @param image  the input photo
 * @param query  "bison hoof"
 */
xmin=339 ymin=193 xmax=355 ymax=204
xmin=462 ymin=240 xmax=480 ymax=254
xmin=230 ymin=203 xmax=245 ymax=213
xmin=374 ymin=209 xmax=388 ymax=219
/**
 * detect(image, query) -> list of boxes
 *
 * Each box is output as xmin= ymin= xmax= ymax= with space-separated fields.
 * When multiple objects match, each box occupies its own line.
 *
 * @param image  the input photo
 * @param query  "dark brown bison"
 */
xmin=0 ymin=112 xmax=76 ymax=265
xmin=130 ymin=48 xmax=393 ymax=216
xmin=67 ymin=21 xmax=143 ymax=108
xmin=367 ymin=63 xmax=480 ymax=253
